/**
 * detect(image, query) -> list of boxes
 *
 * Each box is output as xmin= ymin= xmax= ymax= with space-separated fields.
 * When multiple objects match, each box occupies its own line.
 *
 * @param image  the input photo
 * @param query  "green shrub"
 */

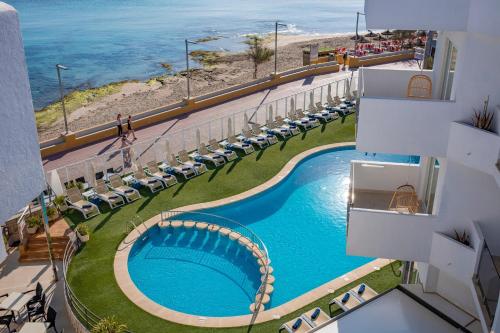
xmin=91 ymin=316 xmax=127 ymax=333
xmin=26 ymin=215 xmax=41 ymax=228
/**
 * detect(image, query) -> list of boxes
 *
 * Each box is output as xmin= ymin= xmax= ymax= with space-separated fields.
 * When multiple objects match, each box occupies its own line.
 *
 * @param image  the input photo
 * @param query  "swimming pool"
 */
xmin=128 ymin=146 xmax=417 ymax=317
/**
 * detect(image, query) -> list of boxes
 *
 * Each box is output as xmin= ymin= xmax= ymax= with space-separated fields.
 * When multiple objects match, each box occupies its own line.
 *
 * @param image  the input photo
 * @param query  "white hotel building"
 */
xmin=344 ymin=0 xmax=500 ymax=332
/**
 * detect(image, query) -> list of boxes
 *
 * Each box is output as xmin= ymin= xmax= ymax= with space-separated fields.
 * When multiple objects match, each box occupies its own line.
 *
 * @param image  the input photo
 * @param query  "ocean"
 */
xmin=8 ymin=0 xmax=364 ymax=109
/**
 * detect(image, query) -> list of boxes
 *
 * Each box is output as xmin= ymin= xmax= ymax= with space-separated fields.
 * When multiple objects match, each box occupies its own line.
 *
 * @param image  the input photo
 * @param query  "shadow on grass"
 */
xmin=321 ymin=123 xmax=327 ymax=132
xmin=279 ymin=140 xmax=287 ymax=151
xmin=208 ymin=167 xmax=221 ymax=182
xmin=136 ymin=191 xmax=159 ymax=213
xmin=256 ymin=148 xmax=265 ymax=161
xmin=93 ymin=208 xmax=117 ymax=232
xmin=173 ymin=181 xmax=187 ymax=197
xmin=226 ymin=159 xmax=241 ymax=174
xmin=301 ymin=130 xmax=308 ymax=140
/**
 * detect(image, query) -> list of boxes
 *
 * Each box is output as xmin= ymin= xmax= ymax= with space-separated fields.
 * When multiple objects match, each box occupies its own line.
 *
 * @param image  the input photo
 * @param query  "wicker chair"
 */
xmin=388 ymin=184 xmax=420 ymax=214
xmin=407 ymin=74 xmax=432 ymax=99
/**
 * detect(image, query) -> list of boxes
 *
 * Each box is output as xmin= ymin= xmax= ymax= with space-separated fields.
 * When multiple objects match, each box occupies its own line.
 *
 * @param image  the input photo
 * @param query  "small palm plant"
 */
xmin=472 ymin=96 xmax=495 ymax=132
xmin=245 ymin=35 xmax=274 ymax=79
xmin=91 ymin=316 xmax=127 ymax=333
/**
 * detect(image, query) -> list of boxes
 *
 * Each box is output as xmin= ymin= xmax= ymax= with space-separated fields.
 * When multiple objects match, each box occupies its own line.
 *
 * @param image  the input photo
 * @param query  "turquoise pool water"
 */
xmin=128 ymin=147 xmax=417 ymax=316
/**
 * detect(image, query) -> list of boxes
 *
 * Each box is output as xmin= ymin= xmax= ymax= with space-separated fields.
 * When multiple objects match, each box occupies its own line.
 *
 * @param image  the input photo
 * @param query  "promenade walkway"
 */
xmin=42 ymin=61 xmax=417 ymax=171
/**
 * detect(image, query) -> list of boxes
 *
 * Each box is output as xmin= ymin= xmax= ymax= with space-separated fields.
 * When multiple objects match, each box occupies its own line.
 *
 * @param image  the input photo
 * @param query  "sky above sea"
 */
xmin=8 ymin=0 xmax=365 ymax=108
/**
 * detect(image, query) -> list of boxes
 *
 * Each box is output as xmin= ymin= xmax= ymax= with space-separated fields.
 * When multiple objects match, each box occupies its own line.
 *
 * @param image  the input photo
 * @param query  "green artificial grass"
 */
xmin=65 ymin=116 xmax=402 ymax=332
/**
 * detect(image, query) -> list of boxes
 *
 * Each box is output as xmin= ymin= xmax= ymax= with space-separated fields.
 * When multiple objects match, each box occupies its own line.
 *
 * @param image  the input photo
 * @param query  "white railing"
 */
xmin=47 ymin=76 xmax=357 ymax=187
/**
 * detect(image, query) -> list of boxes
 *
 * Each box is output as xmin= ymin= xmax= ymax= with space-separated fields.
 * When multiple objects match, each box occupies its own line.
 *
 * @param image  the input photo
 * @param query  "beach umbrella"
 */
xmin=373 ymin=34 xmax=386 ymax=41
xmin=346 ymin=79 xmax=352 ymax=99
xmin=165 ymin=139 xmax=171 ymax=156
xmin=309 ymin=92 xmax=315 ymax=111
xmin=365 ymin=30 xmax=377 ymax=38
xmin=327 ymin=84 xmax=332 ymax=100
xmin=417 ymin=30 xmax=427 ymax=37
xmin=243 ymin=113 xmax=250 ymax=131
xmin=195 ymin=128 xmax=201 ymax=150
xmin=227 ymin=118 xmax=233 ymax=137
xmin=84 ymin=160 xmax=96 ymax=187
xmin=154 ymin=139 xmax=165 ymax=161
xmin=268 ymin=105 xmax=273 ymax=122
xmin=381 ymin=29 xmax=393 ymax=36
xmin=290 ymin=98 xmax=295 ymax=113
xmin=46 ymin=169 xmax=64 ymax=196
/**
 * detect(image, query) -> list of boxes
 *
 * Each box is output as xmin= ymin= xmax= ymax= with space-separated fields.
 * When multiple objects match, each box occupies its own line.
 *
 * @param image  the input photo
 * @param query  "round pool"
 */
xmin=127 ymin=146 xmax=417 ymax=317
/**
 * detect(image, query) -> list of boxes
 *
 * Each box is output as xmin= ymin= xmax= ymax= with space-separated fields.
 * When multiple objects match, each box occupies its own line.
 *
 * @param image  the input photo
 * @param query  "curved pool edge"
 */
xmin=114 ymin=142 xmax=389 ymax=327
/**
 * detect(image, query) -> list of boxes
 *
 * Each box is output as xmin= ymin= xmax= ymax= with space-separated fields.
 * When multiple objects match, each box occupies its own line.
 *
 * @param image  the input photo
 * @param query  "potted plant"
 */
xmin=472 ymin=96 xmax=495 ymax=132
xmin=26 ymin=215 xmax=41 ymax=234
xmin=53 ymin=195 xmax=67 ymax=212
xmin=46 ymin=206 xmax=59 ymax=221
xmin=91 ymin=316 xmax=127 ymax=333
xmin=454 ymin=229 xmax=471 ymax=247
xmin=75 ymin=224 xmax=90 ymax=243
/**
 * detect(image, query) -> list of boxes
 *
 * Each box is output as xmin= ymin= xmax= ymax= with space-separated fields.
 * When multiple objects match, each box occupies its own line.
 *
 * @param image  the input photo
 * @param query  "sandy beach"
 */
xmin=37 ymin=33 xmax=355 ymax=141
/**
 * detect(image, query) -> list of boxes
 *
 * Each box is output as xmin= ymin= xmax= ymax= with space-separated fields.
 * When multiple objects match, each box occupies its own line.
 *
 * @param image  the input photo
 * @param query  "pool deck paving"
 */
xmin=42 ymin=60 xmax=418 ymax=172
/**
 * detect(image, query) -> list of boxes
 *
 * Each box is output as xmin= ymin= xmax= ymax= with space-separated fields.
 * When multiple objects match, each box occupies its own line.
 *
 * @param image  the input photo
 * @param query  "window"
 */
xmin=441 ymin=40 xmax=457 ymax=100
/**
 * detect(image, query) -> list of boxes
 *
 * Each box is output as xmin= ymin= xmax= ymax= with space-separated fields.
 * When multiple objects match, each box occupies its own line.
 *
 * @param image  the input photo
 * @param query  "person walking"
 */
xmin=127 ymin=115 xmax=137 ymax=140
xmin=116 ymin=114 xmax=124 ymax=139
xmin=343 ymin=52 xmax=348 ymax=71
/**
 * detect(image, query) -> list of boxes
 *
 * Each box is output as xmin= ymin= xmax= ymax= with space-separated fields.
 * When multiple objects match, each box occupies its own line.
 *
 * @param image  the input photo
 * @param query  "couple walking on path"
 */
xmin=116 ymin=114 xmax=137 ymax=141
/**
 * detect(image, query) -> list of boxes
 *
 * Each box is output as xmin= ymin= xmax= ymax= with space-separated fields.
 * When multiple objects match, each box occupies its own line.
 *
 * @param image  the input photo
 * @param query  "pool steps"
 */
xmin=158 ymin=219 xmax=274 ymax=313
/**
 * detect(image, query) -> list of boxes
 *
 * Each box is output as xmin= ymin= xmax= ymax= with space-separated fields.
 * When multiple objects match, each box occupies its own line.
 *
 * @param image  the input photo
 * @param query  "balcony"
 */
xmin=357 ymin=67 xmax=458 ymax=157
xmin=347 ymin=161 xmax=435 ymax=261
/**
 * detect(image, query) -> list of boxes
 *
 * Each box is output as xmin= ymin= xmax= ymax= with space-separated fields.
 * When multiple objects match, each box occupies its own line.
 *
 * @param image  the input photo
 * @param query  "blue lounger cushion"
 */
xmin=257 ymin=138 xmax=265 ymax=141
xmin=311 ymin=308 xmax=321 ymax=320
xmin=292 ymin=318 xmax=302 ymax=330
xmin=109 ymin=195 xmax=119 ymax=200
xmin=341 ymin=292 xmax=350 ymax=304
xmin=242 ymin=143 xmax=250 ymax=147
xmin=147 ymin=180 xmax=157 ymax=184
xmin=82 ymin=204 xmax=92 ymax=209
xmin=194 ymin=163 xmax=202 ymax=166
xmin=182 ymin=167 xmax=191 ymax=171
xmin=125 ymin=189 xmax=134 ymax=194
xmin=358 ymin=284 xmax=366 ymax=295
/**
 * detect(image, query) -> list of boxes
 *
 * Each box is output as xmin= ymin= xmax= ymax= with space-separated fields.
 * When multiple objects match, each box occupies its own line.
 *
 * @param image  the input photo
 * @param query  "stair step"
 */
xmin=27 ymin=243 xmax=67 ymax=251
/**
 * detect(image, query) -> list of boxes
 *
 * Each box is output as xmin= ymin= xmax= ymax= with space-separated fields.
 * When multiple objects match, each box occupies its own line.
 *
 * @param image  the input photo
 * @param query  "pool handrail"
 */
xmin=161 ymin=210 xmax=271 ymax=322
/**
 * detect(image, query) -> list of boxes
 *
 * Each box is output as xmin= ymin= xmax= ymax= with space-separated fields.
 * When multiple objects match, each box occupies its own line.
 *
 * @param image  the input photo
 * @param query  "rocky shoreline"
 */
xmin=37 ymin=33 xmax=355 ymax=141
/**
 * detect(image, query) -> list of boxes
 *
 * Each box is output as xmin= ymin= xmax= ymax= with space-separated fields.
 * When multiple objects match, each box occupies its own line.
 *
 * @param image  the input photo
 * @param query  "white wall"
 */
xmin=435 ymin=269 xmax=478 ymax=316
xmin=357 ymin=97 xmax=457 ymax=157
xmin=361 ymin=68 xmax=432 ymax=99
xmin=0 ymin=3 xmax=45 ymax=226
xmin=364 ymin=0 xmax=469 ymax=31
xmin=351 ymin=161 xmax=421 ymax=197
xmin=347 ymin=209 xmax=434 ymax=261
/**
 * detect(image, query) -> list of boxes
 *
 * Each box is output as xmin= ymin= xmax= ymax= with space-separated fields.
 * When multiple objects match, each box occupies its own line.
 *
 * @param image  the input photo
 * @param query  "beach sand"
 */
xmin=37 ymin=34 xmax=355 ymax=141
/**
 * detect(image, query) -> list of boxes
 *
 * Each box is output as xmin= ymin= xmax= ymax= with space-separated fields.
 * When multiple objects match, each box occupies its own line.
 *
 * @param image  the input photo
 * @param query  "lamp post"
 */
xmin=55 ymin=64 xmax=69 ymax=134
xmin=274 ymin=21 xmax=287 ymax=76
xmin=354 ymin=12 xmax=366 ymax=54
xmin=185 ymin=39 xmax=198 ymax=100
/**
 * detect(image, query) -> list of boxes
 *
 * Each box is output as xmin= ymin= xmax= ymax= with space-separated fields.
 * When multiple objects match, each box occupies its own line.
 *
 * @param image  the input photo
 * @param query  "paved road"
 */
xmin=42 ymin=60 xmax=418 ymax=171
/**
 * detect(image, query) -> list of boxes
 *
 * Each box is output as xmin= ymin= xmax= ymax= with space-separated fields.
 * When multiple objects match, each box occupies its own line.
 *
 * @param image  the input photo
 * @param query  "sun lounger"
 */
xmin=239 ymin=129 xmax=269 ymax=149
xmin=192 ymin=144 xmax=226 ymax=167
xmin=94 ymin=179 xmax=125 ymax=209
xmin=145 ymin=160 xmax=178 ymax=187
xmin=108 ymin=175 xmax=141 ymax=203
xmin=65 ymin=187 xmax=100 ymax=219
xmin=220 ymin=135 xmax=255 ymax=155
xmin=178 ymin=150 xmax=207 ymax=175
xmin=305 ymin=103 xmax=334 ymax=122
xmin=207 ymin=139 xmax=238 ymax=162
xmin=261 ymin=121 xmax=292 ymax=139
xmin=279 ymin=316 xmax=313 ymax=333
xmin=161 ymin=154 xmax=196 ymax=180
xmin=275 ymin=116 xmax=300 ymax=135
xmin=295 ymin=109 xmax=320 ymax=127
xmin=302 ymin=307 xmax=331 ymax=328
xmin=251 ymin=123 xmax=278 ymax=145
xmin=133 ymin=169 xmax=164 ymax=193
xmin=350 ymin=283 xmax=378 ymax=302
xmin=329 ymin=291 xmax=362 ymax=313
